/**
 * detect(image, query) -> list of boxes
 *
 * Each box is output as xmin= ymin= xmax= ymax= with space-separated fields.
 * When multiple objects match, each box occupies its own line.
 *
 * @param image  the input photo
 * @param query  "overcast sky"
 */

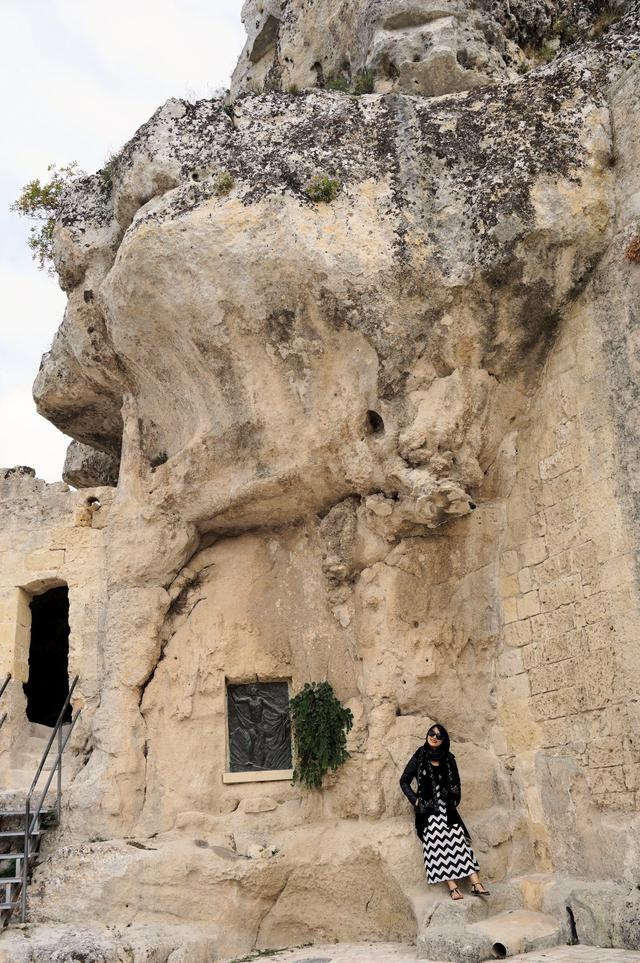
xmin=0 ymin=0 xmax=244 ymax=482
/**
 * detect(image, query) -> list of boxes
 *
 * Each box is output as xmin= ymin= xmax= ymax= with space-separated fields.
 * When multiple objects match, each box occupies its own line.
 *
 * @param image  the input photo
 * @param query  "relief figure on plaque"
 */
xmin=227 ymin=682 xmax=292 ymax=772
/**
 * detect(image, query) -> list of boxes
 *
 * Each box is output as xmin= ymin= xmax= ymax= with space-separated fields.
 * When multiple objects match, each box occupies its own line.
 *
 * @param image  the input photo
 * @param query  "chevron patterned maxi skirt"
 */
xmin=422 ymin=805 xmax=480 ymax=884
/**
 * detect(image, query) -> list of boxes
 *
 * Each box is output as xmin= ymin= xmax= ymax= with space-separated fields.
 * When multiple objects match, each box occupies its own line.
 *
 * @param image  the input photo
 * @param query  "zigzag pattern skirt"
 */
xmin=422 ymin=806 xmax=480 ymax=884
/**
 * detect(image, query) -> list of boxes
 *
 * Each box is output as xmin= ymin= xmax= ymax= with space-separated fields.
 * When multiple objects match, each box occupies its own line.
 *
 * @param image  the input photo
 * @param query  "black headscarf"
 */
xmin=423 ymin=721 xmax=450 ymax=763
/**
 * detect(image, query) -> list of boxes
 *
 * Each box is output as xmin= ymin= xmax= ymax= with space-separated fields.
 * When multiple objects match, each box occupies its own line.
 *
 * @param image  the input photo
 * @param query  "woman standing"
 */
xmin=400 ymin=723 xmax=489 ymax=900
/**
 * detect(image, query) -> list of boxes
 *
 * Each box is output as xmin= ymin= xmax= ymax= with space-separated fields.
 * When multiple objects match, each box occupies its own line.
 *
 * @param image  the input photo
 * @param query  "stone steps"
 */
xmin=418 ymin=907 xmax=563 ymax=961
xmin=415 ymin=879 xmax=567 ymax=962
xmin=470 ymin=909 xmax=563 ymax=958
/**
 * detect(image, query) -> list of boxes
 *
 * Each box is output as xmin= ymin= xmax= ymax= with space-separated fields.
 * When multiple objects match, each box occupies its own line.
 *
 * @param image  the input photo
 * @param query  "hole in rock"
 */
xmin=566 ymin=905 xmax=579 ymax=944
xmin=492 ymin=943 xmax=507 ymax=959
xmin=366 ymin=410 xmax=385 ymax=434
xmin=87 ymin=495 xmax=101 ymax=509
xmin=24 ymin=586 xmax=71 ymax=728
xmin=468 ymin=501 xmax=477 ymax=510
xmin=150 ymin=451 xmax=168 ymax=470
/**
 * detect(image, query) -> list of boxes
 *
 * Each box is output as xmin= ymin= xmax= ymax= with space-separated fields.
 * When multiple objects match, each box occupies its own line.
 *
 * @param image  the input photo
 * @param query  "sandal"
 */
xmin=471 ymin=883 xmax=490 ymax=896
xmin=449 ymin=886 xmax=464 ymax=900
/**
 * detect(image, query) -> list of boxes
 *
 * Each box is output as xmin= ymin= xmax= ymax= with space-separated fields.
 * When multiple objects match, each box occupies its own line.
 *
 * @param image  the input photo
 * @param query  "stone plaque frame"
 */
xmin=223 ymin=676 xmax=293 ymax=784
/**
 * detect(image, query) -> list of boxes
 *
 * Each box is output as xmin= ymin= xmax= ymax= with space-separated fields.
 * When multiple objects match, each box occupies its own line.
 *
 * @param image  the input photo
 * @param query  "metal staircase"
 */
xmin=0 ymin=674 xmax=80 ymax=925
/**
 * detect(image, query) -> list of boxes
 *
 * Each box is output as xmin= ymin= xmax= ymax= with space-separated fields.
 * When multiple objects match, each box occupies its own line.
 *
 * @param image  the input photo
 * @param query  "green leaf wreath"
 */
xmin=290 ymin=681 xmax=354 ymax=789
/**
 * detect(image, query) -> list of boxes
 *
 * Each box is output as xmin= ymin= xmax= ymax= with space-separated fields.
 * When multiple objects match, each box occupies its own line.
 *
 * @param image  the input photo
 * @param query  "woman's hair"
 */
xmin=425 ymin=721 xmax=451 ymax=757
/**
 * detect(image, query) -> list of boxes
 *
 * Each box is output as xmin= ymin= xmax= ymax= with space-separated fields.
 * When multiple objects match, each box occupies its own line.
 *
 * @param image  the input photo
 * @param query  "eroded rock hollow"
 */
xmin=1 ymin=1 xmax=640 ymax=959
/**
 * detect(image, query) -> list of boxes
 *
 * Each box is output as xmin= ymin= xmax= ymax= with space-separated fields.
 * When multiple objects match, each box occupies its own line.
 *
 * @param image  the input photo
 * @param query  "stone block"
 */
xmin=517 ymin=567 xmax=533 ymax=593
xmin=528 ymin=660 xmax=574 ymax=697
xmin=519 ymin=537 xmax=547 ymax=567
xmin=542 ymin=467 xmax=583 ymax=507
xmin=540 ymin=632 xmax=578 ymax=664
xmin=530 ymin=552 xmax=568 ymax=588
xmin=584 ymin=766 xmax=626 ymax=794
xmin=530 ymin=604 xmax=576 ymax=642
xmin=539 ymin=444 xmax=578 ymax=480
xmin=501 ymin=550 xmax=519 ymax=575
xmin=539 ymin=573 xmax=583 ymax=611
xmin=521 ymin=642 xmax=542 ymax=670
xmin=24 ymin=548 xmax=65 ymax=572
xmin=500 ymin=575 xmax=519 ymax=598
xmin=502 ymin=597 xmax=518 ymax=624
xmin=601 ymin=790 xmax=636 ymax=811
xmin=417 ymin=924 xmax=494 ymax=962
xmin=588 ymin=737 xmax=624 ymax=769
xmin=497 ymin=648 xmax=524 ymax=677
xmin=539 ymin=718 xmax=571 ymax=747
xmin=531 ymin=686 xmax=578 ymax=720
xmin=578 ymin=589 xmax=614 ymax=626
xmin=504 ymin=619 xmax=533 ymax=647
xmin=517 ymin=591 xmax=540 ymax=620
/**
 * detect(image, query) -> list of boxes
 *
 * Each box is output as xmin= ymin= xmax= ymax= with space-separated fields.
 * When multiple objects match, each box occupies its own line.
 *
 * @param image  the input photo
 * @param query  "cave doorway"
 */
xmin=23 ymin=586 xmax=71 ymax=728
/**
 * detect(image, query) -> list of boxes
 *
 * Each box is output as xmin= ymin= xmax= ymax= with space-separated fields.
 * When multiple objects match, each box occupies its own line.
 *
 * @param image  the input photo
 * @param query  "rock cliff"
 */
xmin=2 ymin=1 xmax=640 ymax=959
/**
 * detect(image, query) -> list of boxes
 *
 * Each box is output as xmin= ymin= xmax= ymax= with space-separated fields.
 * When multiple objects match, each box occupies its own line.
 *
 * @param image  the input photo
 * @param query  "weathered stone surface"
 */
xmin=0 ymin=923 xmax=216 ymax=963
xmin=543 ymin=879 xmax=640 ymax=949
xmin=231 ymin=0 xmax=637 ymax=98
xmin=417 ymin=922 xmax=494 ymax=962
xmin=1 ymin=2 xmax=640 ymax=960
xmin=63 ymin=440 xmax=120 ymax=488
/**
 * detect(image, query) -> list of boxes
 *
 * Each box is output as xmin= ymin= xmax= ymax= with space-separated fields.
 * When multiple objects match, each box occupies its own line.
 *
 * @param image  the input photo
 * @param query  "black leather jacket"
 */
xmin=399 ymin=747 xmax=471 ymax=841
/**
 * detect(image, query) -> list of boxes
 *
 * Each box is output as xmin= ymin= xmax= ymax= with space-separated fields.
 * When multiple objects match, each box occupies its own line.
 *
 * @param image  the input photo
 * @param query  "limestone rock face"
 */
xmin=2 ymin=2 xmax=640 ymax=959
xmin=36 ymin=48 xmax=626 ymax=534
xmin=63 ymin=440 xmax=120 ymax=488
xmin=231 ymin=0 xmax=633 ymax=98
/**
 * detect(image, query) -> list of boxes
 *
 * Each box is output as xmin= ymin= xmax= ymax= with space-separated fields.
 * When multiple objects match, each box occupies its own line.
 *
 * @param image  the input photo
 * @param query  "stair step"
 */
xmin=0 ymin=852 xmax=36 ymax=860
xmin=469 ymin=909 xmax=562 ymax=956
xmin=0 ymin=902 xmax=18 ymax=911
xmin=0 ymin=830 xmax=41 ymax=838
xmin=0 ymin=878 xmax=22 ymax=885
xmin=0 ymin=810 xmax=54 ymax=819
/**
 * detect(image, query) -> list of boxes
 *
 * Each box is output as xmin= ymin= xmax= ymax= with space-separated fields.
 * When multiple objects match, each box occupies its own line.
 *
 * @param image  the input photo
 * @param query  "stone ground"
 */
xmin=223 ymin=944 xmax=640 ymax=963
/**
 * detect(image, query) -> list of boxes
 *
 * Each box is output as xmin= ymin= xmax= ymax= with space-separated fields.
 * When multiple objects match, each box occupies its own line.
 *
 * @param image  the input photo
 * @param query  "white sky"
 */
xmin=0 ymin=0 xmax=244 ymax=482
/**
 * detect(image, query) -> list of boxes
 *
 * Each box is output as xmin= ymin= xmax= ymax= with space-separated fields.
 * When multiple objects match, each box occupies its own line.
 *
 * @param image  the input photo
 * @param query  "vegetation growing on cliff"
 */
xmin=10 ymin=162 xmax=83 ymax=273
xmin=290 ymin=681 xmax=353 ymax=789
xmin=305 ymin=174 xmax=341 ymax=203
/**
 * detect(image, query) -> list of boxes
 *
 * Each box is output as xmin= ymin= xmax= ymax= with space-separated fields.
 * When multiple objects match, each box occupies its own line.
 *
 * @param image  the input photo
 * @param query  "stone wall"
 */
xmin=1 ymin=4 xmax=639 ymax=958
xmin=0 ymin=469 xmax=112 ymax=781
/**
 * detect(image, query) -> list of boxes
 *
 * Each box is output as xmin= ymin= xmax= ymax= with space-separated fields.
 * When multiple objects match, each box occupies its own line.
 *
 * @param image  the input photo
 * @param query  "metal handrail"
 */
xmin=21 ymin=674 xmax=81 ymax=921
xmin=0 ymin=674 xmax=11 ymax=731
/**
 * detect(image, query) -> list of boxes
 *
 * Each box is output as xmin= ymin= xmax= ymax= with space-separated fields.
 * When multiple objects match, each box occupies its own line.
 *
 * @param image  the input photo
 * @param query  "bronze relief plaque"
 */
xmin=227 ymin=681 xmax=292 ymax=772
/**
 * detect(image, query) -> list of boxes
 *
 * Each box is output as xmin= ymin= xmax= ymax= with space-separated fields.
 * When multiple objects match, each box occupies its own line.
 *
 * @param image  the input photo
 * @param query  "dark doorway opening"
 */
xmin=23 ymin=586 xmax=71 ymax=727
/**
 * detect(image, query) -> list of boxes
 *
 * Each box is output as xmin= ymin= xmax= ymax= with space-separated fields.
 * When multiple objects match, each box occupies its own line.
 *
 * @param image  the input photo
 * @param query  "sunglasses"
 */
xmin=428 ymin=729 xmax=443 ymax=740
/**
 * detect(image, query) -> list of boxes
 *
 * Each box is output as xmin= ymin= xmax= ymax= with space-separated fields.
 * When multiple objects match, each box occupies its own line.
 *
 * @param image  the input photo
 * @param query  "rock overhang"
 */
xmin=32 ymin=37 xmax=635 ymax=528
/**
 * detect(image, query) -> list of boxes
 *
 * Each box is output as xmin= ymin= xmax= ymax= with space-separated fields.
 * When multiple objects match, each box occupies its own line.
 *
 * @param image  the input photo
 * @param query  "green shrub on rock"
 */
xmin=290 ymin=681 xmax=353 ymax=789
xmin=213 ymin=169 xmax=234 ymax=196
xmin=10 ymin=161 xmax=84 ymax=273
xmin=304 ymin=174 xmax=341 ymax=203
